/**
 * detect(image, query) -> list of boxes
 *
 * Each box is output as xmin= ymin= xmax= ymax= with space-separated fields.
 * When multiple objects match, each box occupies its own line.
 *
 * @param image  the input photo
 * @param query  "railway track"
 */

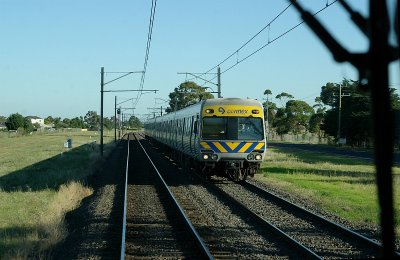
xmin=121 ymin=132 xmax=399 ymax=258
xmin=212 ymin=177 xmax=399 ymax=259
xmin=122 ymin=133 xmax=212 ymax=259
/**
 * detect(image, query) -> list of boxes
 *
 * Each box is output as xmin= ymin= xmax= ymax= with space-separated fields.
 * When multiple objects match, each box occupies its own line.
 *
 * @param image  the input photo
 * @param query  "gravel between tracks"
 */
xmin=214 ymin=178 xmax=377 ymax=258
xmin=143 ymin=137 xmax=302 ymax=259
xmin=125 ymin=136 xmax=204 ymax=258
xmin=251 ymin=176 xmax=400 ymax=252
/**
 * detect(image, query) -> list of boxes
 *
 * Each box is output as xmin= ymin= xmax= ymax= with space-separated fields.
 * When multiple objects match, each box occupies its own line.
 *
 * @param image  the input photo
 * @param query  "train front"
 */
xmin=198 ymin=98 xmax=266 ymax=181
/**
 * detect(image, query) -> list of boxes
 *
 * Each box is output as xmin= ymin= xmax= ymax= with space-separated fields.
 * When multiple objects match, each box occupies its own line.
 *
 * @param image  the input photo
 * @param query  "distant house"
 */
xmin=0 ymin=122 xmax=6 ymax=130
xmin=26 ymin=116 xmax=45 ymax=127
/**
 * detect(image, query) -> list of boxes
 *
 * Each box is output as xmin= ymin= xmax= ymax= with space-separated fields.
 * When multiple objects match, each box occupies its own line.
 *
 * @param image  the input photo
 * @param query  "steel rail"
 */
xmin=200 ymin=178 xmax=323 ymax=259
xmin=134 ymin=133 xmax=214 ymax=259
xmin=120 ymin=135 xmax=130 ymax=260
xmin=244 ymin=180 xmax=400 ymax=257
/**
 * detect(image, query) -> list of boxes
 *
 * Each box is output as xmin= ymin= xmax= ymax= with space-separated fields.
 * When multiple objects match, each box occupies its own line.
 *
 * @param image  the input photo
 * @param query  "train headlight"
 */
xmin=203 ymin=154 xmax=209 ymax=160
xmin=211 ymin=154 xmax=218 ymax=160
xmin=255 ymin=154 xmax=262 ymax=160
xmin=247 ymin=153 xmax=255 ymax=160
xmin=205 ymin=109 xmax=214 ymax=114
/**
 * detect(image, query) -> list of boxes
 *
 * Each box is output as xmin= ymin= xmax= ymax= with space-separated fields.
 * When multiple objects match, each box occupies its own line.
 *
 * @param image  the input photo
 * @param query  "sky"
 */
xmin=1 ymin=0 xmax=399 ymax=121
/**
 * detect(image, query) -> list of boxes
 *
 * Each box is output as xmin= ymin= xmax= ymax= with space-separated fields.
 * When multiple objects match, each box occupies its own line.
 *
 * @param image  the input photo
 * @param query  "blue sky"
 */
xmin=1 ymin=0 xmax=399 ymax=120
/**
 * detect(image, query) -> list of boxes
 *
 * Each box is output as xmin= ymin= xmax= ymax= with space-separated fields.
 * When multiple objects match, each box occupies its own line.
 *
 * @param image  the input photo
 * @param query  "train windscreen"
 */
xmin=202 ymin=117 xmax=264 ymax=140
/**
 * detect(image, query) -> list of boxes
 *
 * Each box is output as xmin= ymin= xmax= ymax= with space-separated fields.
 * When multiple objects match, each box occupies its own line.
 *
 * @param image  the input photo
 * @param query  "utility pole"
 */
xmin=118 ymin=106 xmax=121 ymax=140
xmin=114 ymin=96 xmax=117 ymax=143
xmin=100 ymin=67 xmax=104 ymax=157
xmin=99 ymin=67 xmax=157 ymax=156
xmin=217 ymin=66 xmax=221 ymax=98
xmin=336 ymin=83 xmax=350 ymax=142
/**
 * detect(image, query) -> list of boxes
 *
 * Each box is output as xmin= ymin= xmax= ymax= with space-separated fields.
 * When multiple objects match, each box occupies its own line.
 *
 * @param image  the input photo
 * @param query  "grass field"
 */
xmin=0 ymin=130 xmax=116 ymax=258
xmin=258 ymin=146 xmax=400 ymax=237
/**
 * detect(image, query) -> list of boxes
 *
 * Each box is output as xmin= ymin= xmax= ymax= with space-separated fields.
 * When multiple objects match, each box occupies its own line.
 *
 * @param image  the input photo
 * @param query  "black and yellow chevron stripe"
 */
xmin=200 ymin=141 xmax=265 ymax=153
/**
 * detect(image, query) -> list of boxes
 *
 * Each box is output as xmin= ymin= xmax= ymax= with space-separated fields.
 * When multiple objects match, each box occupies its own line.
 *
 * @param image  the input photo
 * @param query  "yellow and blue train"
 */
xmin=144 ymin=98 xmax=266 ymax=181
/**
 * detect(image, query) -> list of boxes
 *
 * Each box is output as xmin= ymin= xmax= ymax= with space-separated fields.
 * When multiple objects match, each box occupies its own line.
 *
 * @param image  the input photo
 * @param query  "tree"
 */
xmin=313 ymin=96 xmax=326 ymax=114
xmin=53 ymin=117 xmax=63 ymax=129
xmin=5 ymin=113 xmax=25 ymax=130
xmin=23 ymin=117 xmax=34 ymax=133
xmin=166 ymin=81 xmax=214 ymax=112
xmin=63 ymin=118 xmax=71 ymax=127
xmin=0 ymin=116 xmax=6 ymax=124
xmin=127 ymin=116 xmax=143 ymax=128
xmin=309 ymin=96 xmax=326 ymax=136
xmin=275 ymin=92 xmax=294 ymax=107
xmin=285 ymin=100 xmax=314 ymax=134
xmin=84 ymin=111 xmax=100 ymax=130
xmin=273 ymin=107 xmax=289 ymax=135
xmin=319 ymin=82 xmax=340 ymax=107
xmin=44 ymin=116 xmax=54 ymax=125
xmin=309 ymin=113 xmax=324 ymax=134
xmin=70 ymin=117 xmax=85 ymax=129
xmin=263 ymin=89 xmax=272 ymax=96
xmin=319 ymin=79 xmax=373 ymax=146
xmin=103 ymin=117 xmax=114 ymax=130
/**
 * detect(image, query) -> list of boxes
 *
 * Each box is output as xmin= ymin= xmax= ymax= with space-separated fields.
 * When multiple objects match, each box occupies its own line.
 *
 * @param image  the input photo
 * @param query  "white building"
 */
xmin=27 ymin=116 xmax=45 ymax=127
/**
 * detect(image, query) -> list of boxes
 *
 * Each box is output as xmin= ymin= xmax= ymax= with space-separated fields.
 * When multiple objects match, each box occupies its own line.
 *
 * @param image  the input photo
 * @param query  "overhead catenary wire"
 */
xmin=184 ymin=2 xmax=293 ymax=83
xmin=199 ymin=1 xmax=338 ymax=87
xmin=203 ymin=2 xmax=293 ymax=76
xmin=134 ymin=0 xmax=158 ymax=108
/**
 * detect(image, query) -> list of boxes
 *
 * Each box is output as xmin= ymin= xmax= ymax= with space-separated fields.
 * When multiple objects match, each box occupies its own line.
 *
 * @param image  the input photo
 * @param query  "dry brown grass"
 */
xmin=2 ymin=182 xmax=93 ymax=259
xmin=38 ymin=181 xmax=93 ymax=251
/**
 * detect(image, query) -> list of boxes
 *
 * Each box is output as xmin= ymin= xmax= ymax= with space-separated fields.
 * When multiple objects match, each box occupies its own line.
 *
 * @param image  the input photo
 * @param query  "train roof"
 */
xmin=144 ymin=98 xmax=263 ymax=124
xmin=203 ymin=98 xmax=263 ymax=107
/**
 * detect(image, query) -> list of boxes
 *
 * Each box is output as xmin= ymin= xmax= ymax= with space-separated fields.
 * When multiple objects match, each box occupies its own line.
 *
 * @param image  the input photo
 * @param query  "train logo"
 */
xmin=218 ymin=107 xmax=225 ymax=114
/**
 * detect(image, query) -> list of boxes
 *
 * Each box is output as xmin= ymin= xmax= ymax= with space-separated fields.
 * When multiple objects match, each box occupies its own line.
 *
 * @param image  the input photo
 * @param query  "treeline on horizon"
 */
xmin=0 ymin=111 xmax=143 ymax=133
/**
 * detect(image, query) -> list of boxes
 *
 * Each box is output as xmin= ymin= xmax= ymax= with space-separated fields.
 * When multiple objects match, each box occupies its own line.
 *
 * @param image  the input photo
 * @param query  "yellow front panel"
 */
xmin=202 ymin=105 xmax=263 ymax=118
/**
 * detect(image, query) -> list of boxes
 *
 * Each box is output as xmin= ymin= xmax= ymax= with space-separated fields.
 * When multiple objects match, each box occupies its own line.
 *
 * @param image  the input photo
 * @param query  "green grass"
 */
xmin=0 ymin=130 xmax=115 ymax=258
xmin=258 ymin=147 xmax=400 ymax=236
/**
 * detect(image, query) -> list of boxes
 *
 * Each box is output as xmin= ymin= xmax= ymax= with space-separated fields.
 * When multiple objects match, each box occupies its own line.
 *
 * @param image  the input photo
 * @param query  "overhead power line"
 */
xmin=134 ymin=0 xmax=158 ymax=108
xmin=200 ymin=1 xmax=338 ymax=86
xmin=203 ymin=3 xmax=293 ymax=76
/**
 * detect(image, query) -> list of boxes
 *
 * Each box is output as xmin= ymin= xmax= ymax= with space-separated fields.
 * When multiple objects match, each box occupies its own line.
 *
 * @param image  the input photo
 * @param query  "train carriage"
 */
xmin=144 ymin=98 xmax=266 ymax=181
